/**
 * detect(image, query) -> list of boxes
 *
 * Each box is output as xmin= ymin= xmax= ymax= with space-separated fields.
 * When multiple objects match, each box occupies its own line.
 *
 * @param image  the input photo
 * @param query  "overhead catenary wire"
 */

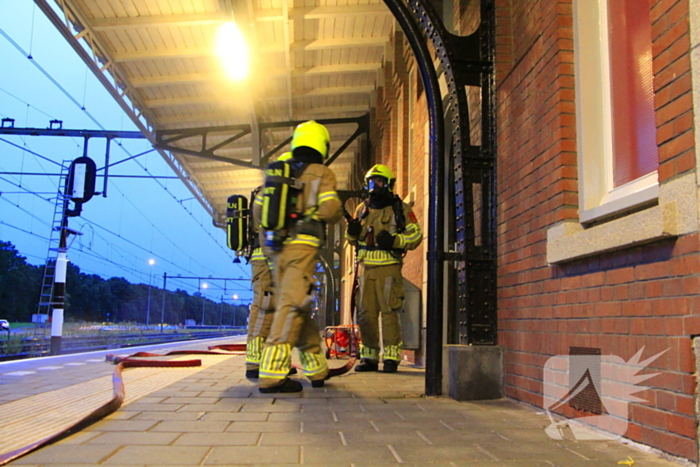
xmin=0 ymin=220 xmax=50 ymax=241
xmin=0 ymin=27 xmax=248 ymax=281
xmin=1 ymin=166 xmax=231 ymax=291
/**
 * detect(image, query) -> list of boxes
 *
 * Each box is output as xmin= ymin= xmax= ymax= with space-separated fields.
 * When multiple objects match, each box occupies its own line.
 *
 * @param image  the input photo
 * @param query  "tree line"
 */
xmin=0 ymin=240 xmax=249 ymax=326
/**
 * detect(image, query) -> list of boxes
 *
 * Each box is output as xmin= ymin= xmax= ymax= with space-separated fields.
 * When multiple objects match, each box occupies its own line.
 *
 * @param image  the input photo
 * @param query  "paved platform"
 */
xmin=0 ymin=341 xmax=691 ymax=466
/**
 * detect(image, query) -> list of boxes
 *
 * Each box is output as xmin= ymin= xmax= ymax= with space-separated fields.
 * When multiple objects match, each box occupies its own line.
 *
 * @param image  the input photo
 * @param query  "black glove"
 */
xmin=347 ymin=218 xmax=362 ymax=237
xmin=376 ymin=230 xmax=396 ymax=250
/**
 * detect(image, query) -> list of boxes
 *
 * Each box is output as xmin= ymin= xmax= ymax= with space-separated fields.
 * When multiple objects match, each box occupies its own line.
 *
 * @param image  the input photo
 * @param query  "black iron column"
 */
xmin=383 ymin=0 xmax=445 ymax=396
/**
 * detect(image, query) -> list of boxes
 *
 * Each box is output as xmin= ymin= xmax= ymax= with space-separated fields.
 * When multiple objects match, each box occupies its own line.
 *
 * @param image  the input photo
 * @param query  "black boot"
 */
xmin=355 ymin=359 xmax=379 ymax=372
xmin=383 ymin=360 xmax=399 ymax=373
xmin=259 ymin=378 xmax=303 ymax=393
xmin=311 ymin=373 xmax=331 ymax=388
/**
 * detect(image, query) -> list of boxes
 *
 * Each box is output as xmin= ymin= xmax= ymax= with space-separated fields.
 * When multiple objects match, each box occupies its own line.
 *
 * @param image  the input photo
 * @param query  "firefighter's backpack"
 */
xmin=261 ymin=160 xmax=305 ymax=231
xmin=226 ymin=194 xmax=249 ymax=251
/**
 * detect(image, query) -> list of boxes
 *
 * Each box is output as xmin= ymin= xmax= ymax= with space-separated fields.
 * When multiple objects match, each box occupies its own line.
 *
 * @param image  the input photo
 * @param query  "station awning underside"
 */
xmin=38 ymin=0 xmax=394 ymax=222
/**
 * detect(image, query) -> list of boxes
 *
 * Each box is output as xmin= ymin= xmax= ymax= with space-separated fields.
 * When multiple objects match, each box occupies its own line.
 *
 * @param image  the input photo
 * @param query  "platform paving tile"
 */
xmin=10 ymin=444 xmax=119 ymax=464
xmin=162 ymin=396 xmax=219 ymax=404
xmin=202 ymin=412 xmax=270 ymax=422
xmin=176 ymin=403 xmax=243 ymax=412
xmin=148 ymin=390 xmax=203 ymax=398
xmin=224 ymin=421 xmax=300 ymax=433
xmin=247 ymin=393 xmax=303 ymax=402
xmin=118 ymin=403 xmax=184 ymax=412
xmin=298 ymin=420 xmax=393 ymax=434
xmin=131 ymin=411 xmax=206 ymax=421
xmin=176 ymin=383 xmax=218 ymax=391
xmin=206 ymin=391 xmax=257 ymax=398
xmin=149 ymin=420 xmax=230 ymax=432
xmin=103 ymin=411 xmax=138 ymax=421
xmin=102 ymin=446 xmax=210 ymax=465
xmin=173 ymin=432 xmax=260 ymax=446
xmin=302 ymin=444 xmax=406 ymax=465
xmin=258 ymin=432 xmax=343 ymax=446
xmin=83 ymin=420 xmax=159 ymax=432
xmin=132 ymin=396 xmax=166 ymax=404
xmin=266 ymin=411 xmax=334 ymax=422
xmin=204 ymin=446 xmax=300 ymax=465
xmin=53 ymin=431 xmax=102 ymax=445
xmin=209 ymin=397 xmax=274 ymax=405
xmin=340 ymin=430 xmax=497 ymax=446
xmin=238 ymin=403 xmax=301 ymax=413
xmin=84 ymin=432 xmax=181 ymax=446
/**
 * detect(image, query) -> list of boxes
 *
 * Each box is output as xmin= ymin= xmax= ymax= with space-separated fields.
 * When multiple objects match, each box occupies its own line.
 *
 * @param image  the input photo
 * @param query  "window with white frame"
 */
xmin=573 ymin=0 xmax=658 ymax=223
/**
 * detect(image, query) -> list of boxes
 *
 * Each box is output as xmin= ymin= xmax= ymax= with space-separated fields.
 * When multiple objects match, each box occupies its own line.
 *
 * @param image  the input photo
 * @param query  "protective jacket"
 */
xmin=345 ymin=198 xmax=422 ymax=266
xmin=258 ymin=156 xmax=342 ymax=388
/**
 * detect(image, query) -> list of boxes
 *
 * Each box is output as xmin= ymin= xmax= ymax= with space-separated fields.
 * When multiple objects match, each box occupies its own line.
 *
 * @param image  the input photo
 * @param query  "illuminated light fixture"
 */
xmin=216 ymin=21 xmax=249 ymax=80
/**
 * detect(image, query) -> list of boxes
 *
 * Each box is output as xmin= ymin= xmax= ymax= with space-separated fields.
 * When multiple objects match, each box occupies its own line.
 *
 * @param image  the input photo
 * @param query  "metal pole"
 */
xmin=102 ymin=137 xmax=111 ymax=197
xmin=382 ymin=0 xmax=445 ymax=395
xmin=219 ymin=296 xmax=223 ymax=331
xmin=50 ymin=232 xmax=68 ymax=356
xmin=146 ymin=271 xmax=152 ymax=326
xmin=50 ymin=176 xmax=71 ymax=356
xmin=160 ymin=273 xmax=167 ymax=333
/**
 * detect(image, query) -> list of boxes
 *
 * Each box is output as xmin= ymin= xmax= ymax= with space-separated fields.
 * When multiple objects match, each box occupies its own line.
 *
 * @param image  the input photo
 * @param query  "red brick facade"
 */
xmin=494 ymin=0 xmax=698 ymax=460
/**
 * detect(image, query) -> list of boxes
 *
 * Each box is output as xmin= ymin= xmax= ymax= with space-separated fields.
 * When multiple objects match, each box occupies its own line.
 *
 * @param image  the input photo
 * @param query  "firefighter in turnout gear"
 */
xmin=245 ymin=152 xmax=293 ymax=379
xmin=345 ymin=164 xmax=423 ymax=373
xmin=257 ymin=121 xmax=343 ymax=393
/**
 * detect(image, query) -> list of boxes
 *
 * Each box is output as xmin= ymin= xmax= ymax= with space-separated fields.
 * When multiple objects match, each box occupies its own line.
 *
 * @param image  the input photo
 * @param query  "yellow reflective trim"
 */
xmin=317 ymin=192 xmax=338 ymax=203
xmin=360 ymin=345 xmax=379 ymax=360
xmin=246 ymin=336 xmax=265 ymax=364
xmin=251 ymin=247 xmax=266 ymax=262
xmin=356 ymin=248 xmax=401 ymax=266
xmin=287 ymin=234 xmax=321 ymax=248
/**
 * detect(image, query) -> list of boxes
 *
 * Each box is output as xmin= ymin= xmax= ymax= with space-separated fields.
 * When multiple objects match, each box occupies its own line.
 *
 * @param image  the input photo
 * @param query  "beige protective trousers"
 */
xmin=246 ymin=258 xmax=275 ymax=371
xmin=356 ymin=263 xmax=405 ymax=362
xmin=259 ymin=244 xmax=328 ymax=388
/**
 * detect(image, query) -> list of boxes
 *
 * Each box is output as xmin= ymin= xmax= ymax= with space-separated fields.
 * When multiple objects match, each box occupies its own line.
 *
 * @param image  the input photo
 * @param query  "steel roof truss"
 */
xmin=155 ymin=125 xmax=255 ymax=168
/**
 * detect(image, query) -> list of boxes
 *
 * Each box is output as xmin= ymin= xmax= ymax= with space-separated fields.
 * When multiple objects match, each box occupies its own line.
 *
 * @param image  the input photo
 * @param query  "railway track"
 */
xmin=0 ymin=329 xmax=246 ymax=361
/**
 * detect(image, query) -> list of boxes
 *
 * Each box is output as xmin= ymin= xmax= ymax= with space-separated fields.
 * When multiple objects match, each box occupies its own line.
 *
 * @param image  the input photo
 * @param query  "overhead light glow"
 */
xmin=216 ymin=21 xmax=249 ymax=80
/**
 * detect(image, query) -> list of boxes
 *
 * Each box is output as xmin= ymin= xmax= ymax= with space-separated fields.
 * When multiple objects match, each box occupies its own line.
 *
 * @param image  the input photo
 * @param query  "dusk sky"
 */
xmin=0 ymin=2 xmax=253 ymax=304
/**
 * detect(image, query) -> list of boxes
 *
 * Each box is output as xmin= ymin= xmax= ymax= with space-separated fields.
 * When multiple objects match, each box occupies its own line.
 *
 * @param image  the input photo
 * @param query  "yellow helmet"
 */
xmin=291 ymin=120 xmax=331 ymax=159
xmin=364 ymin=164 xmax=395 ymax=192
xmin=277 ymin=151 xmax=293 ymax=162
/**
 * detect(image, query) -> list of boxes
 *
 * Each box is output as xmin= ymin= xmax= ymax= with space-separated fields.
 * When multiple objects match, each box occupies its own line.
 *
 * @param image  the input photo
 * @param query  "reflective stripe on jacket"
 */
xmin=346 ymin=200 xmax=422 ymax=266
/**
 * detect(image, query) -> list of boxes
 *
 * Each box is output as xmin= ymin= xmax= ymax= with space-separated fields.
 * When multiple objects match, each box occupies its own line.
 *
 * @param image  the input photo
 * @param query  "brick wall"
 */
xmin=491 ymin=0 xmax=698 ymax=460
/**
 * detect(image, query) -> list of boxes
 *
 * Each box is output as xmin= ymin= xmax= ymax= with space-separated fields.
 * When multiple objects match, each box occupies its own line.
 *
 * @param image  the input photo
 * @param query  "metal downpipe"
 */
xmin=382 ymin=0 xmax=445 ymax=396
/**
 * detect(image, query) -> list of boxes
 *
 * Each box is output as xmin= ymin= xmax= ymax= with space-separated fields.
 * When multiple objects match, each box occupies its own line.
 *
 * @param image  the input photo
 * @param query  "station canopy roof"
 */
xmin=38 ymin=0 xmax=395 ymax=223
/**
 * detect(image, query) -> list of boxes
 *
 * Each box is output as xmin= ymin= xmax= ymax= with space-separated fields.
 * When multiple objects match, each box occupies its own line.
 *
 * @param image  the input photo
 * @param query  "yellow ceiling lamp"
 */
xmin=216 ymin=21 xmax=249 ymax=81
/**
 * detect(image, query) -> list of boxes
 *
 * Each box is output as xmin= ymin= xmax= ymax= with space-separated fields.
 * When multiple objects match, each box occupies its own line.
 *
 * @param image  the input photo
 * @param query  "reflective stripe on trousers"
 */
xmin=259 ymin=244 xmax=329 ymax=388
xmin=246 ymin=336 xmax=265 ymax=366
xmin=247 ymin=258 xmax=276 ymax=370
xmin=356 ymin=263 xmax=405 ymax=362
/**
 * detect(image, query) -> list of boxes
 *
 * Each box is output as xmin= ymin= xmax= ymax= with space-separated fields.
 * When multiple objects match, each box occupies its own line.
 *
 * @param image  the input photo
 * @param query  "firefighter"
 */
xmin=345 ymin=164 xmax=423 ymax=373
xmin=245 ymin=152 xmax=293 ymax=379
xmin=258 ymin=121 xmax=343 ymax=393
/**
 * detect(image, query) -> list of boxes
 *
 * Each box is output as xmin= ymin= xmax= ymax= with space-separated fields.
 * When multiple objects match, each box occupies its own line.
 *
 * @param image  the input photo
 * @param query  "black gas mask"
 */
xmin=366 ymin=176 xmax=393 ymax=207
